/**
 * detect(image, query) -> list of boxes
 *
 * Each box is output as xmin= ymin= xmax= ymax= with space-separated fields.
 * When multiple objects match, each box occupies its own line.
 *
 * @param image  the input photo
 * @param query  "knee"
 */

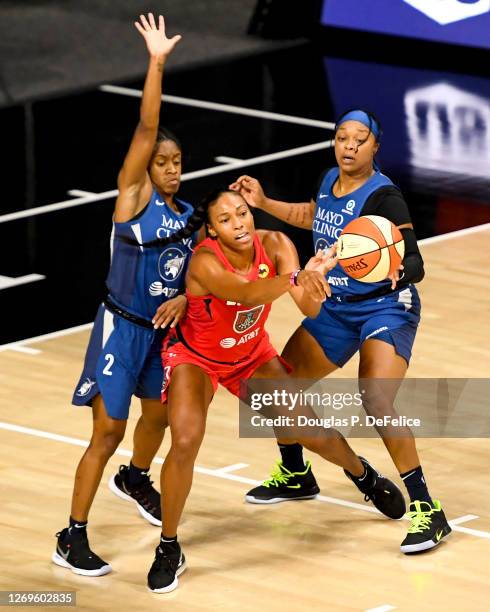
xmin=362 ymin=395 xmax=394 ymax=418
xmin=90 ymin=427 xmax=125 ymax=458
xmin=170 ymin=431 xmax=204 ymax=465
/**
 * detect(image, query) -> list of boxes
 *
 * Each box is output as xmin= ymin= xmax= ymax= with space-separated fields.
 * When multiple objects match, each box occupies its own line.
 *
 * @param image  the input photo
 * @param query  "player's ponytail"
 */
xmin=117 ymin=200 xmax=207 ymax=249
xmin=116 ymin=187 xmax=239 ymax=249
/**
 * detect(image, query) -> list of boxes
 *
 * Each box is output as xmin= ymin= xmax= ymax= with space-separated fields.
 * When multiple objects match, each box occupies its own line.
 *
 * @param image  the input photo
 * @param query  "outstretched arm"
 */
xmin=263 ymin=232 xmax=337 ymax=318
xmin=186 ymin=249 xmax=330 ymax=307
xmin=229 ymin=175 xmax=315 ymax=230
xmin=115 ymin=14 xmax=181 ymax=223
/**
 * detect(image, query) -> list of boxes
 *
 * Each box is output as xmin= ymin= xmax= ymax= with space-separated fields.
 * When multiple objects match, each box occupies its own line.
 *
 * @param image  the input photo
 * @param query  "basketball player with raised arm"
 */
xmin=52 ymin=14 xmax=199 ymax=577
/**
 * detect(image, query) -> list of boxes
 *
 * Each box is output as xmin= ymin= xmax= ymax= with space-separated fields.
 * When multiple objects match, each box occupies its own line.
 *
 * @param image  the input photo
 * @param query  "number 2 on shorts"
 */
xmin=103 ymin=353 xmax=115 ymax=376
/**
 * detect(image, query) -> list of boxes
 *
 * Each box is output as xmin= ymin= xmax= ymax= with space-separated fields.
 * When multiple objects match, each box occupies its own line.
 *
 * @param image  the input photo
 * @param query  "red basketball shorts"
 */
xmin=161 ymin=334 xmax=291 ymax=403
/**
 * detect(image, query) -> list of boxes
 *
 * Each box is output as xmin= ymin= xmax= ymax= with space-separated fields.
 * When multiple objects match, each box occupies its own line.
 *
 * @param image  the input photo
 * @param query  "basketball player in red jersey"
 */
xmin=146 ymin=188 xmax=405 ymax=593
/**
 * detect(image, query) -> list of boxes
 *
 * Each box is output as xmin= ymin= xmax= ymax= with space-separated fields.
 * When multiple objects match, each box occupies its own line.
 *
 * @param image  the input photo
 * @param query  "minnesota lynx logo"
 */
xmin=233 ymin=305 xmax=264 ymax=333
xmin=158 ymin=246 xmax=186 ymax=281
xmin=403 ymin=0 xmax=490 ymax=25
xmin=76 ymin=378 xmax=96 ymax=397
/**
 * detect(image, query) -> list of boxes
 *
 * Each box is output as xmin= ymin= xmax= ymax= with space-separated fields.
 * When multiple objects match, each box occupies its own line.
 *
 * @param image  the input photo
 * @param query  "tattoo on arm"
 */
xmin=286 ymin=204 xmax=309 ymax=226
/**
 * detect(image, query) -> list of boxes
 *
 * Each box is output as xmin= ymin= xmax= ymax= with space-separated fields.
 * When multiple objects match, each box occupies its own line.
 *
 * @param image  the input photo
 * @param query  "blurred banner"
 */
xmin=321 ymin=0 xmax=490 ymax=49
xmin=324 ymin=57 xmax=490 ymax=195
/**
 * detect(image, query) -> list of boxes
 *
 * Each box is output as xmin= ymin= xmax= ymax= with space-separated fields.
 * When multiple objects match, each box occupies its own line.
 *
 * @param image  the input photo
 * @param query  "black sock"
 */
xmin=400 ymin=466 xmax=433 ymax=505
xmin=278 ymin=443 xmax=306 ymax=473
xmin=68 ymin=516 xmax=87 ymax=537
xmin=128 ymin=462 xmax=150 ymax=487
xmin=160 ymin=535 xmax=178 ymax=550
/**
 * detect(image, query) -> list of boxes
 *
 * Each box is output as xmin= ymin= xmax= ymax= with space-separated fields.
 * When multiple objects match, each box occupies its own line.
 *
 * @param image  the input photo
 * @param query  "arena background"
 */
xmin=1 ymin=0 xmax=489 ymax=344
xmin=1 ymin=2 xmax=489 ymax=610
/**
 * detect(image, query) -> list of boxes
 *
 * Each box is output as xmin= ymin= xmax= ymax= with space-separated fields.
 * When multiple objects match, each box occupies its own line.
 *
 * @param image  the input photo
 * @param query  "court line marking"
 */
xmin=0 ymin=190 xmax=119 ymax=224
xmin=99 ymin=84 xmax=337 ymax=130
xmin=0 ymin=323 xmax=93 ymax=353
xmin=212 ymin=463 xmax=249 ymax=474
xmin=0 ymin=140 xmax=333 ymax=224
xmin=418 ymin=222 xmax=490 ymax=245
xmin=365 ymin=606 xmax=396 ymax=612
xmin=68 ymin=189 xmax=97 ymax=197
xmin=9 ymin=346 xmax=42 ymax=355
xmin=177 ymin=140 xmax=335 ymax=182
xmin=449 ymin=514 xmax=479 ymax=526
xmin=1 ymin=421 xmax=489 ymax=540
xmin=215 ymin=156 xmax=244 ymax=164
xmin=0 ymin=274 xmax=46 ymax=290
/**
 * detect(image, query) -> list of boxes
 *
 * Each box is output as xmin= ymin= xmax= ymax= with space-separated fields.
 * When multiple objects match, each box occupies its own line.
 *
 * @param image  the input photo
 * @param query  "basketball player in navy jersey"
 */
xmin=52 ymin=15 xmax=196 ymax=576
xmin=231 ymin=109 xmax=451 ymax=554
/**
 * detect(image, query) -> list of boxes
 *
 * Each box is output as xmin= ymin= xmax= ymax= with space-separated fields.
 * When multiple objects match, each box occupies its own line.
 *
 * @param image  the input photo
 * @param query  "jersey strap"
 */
xmin=194 ymin=234 xmax=264 ymax=278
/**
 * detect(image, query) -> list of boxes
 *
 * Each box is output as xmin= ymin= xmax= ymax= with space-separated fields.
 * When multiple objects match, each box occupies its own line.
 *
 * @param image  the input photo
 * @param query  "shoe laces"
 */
xmin=262 ymin=463 xmax=292 ymax=488
xmin=154 ymin=546 xmax=179 ymax=572
xmin=129 ymin=477 xmax=159 ymax=511
xmin=361 ymin=473 xmax=380 ymax=503
xmin=406 ymin=504 xmax=434 ymax=534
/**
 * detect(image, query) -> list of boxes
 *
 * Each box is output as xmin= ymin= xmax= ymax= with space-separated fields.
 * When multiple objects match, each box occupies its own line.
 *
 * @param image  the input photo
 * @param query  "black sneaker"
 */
xmin=345 ymin=456 xmax=406 ymax=519
xmin=147 ymin=541 xmax=187 ymax=593
xmin=245 ymin=460 xmax=320 ymax=504
xmin=109 ymin=465 xmax=161 ymax=526
xmin=51 ymin=528 xmax=111 ymax=576
xmin=401 ymin=500 xmax=451 ymax=553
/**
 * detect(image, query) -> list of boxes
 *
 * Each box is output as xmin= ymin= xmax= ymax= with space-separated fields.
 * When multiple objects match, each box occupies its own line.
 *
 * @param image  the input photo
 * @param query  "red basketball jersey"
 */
xmin=177 ymin=234 xmax=276 ymax=363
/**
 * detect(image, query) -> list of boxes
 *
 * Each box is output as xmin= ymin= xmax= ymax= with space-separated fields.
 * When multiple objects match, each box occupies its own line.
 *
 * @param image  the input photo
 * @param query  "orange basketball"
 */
xmin=337 ymin=215 xmax=405 ymax=283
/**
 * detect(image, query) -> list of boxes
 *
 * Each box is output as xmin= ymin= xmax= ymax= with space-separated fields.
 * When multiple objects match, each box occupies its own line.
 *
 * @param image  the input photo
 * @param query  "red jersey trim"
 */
xmin=193 ymin=234 xmax=264 ymax=279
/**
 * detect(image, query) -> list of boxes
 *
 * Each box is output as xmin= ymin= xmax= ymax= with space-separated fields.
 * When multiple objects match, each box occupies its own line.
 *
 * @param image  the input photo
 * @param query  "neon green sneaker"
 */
xmin=400 ymin=500 xmax=451 ymax=553
xmin=245 ymin=460 xmax=320 ymax=504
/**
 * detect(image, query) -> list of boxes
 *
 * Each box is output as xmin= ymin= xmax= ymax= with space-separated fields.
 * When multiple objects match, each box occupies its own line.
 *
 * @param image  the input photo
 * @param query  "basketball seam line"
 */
xmin=339 ymin=241 xmax=403 ymax=259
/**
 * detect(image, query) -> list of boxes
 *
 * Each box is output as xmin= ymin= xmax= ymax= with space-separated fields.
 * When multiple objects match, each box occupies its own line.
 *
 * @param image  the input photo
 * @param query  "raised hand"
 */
xmin=305 ymin=244 xmax=337 ymax=277
xmin=134 ymin=13 xmax=182 ymax=59
xmin=229 ymin=175 xmax=266 ymax=209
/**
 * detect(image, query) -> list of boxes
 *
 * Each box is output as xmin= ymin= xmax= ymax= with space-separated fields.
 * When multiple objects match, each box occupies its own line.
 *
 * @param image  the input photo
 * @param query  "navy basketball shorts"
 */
xmin=72 ymin=304 xmax=166 ymax=420
xmin=302 ymin=286 xmax=421 ymax=367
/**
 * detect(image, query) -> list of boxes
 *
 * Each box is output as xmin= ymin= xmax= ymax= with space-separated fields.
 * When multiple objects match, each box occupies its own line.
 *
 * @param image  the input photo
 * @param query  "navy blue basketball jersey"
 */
xmin=106 ymin=189 xmax=195 ymax=320
xmin=313 ymin=168 xmax=394 ymax=297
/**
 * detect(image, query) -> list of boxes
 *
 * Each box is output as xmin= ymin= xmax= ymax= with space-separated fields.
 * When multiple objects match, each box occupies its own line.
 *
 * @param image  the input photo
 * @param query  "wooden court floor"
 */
xmin=1 ymin=230 xmax=489 ymax=611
